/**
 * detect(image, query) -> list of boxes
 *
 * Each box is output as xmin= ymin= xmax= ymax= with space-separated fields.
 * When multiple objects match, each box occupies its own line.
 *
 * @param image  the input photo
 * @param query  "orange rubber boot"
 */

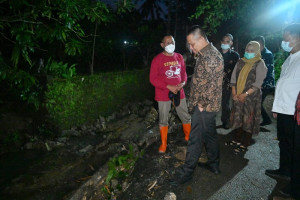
xmin=158 ymin=126 xmax=168 ymax=153
xmin=182 ymin=123 xmax=191 ymax=141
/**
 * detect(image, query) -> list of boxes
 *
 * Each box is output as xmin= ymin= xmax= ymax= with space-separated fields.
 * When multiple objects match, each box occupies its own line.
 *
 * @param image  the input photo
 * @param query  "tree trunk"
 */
xmin=173 ymin=0 xmax=179 ymax=39
xmin=90 ymin=22 xmax=98 ymax=75
xmin=167 ymin=0 xmax=171 ymax=34
xmin=236 ymin=36 xmax=239 ymax=54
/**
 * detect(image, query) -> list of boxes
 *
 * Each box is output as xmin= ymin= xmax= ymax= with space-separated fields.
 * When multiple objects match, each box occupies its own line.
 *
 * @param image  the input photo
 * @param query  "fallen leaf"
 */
xmin=89 ymin=164 xmax=95 ymax=171
xmin=187 ymin=185 xmax=192 ymax=193
xmin=76 ymin=176 xmax=92 ymax=182
xmin=148 ymin=180 xmax=157 ymax=191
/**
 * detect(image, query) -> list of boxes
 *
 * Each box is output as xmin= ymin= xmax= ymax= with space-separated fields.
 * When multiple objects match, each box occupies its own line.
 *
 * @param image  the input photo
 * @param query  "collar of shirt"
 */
xmin=221 ymin=48 xmax=232 ymax=55
xmin=290 ymin=49 xmax=300 ymax=61
xmin=195 ymin=43 xmax=212 ymax=58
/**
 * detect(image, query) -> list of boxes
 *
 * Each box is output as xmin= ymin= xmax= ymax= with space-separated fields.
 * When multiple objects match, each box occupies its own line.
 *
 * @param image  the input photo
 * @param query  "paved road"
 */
xmin=210 ymin=114 xmax=280 ymax=200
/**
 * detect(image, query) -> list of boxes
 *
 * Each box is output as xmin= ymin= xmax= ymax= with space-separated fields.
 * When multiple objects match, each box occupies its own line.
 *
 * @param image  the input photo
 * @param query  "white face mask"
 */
xmin=281 ymin=41 xmax=293 ymax=52
xmin=165 ymin=44 xmax=175 ymax=54
xmin=221 ymin=44 xmax=230 ymax=50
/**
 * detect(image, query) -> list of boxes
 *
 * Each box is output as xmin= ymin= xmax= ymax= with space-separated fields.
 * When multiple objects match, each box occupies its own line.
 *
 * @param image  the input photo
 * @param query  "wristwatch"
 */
xmin=245 ymin=91 xmax=249 ymax=96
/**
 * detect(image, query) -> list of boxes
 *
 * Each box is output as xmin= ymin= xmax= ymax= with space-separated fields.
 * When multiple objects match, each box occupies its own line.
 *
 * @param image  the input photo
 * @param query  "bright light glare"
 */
xmin=255 ymin=0 xmax=300 ymax=30
xmin=124 ymin=40 xmax=128 ymax=44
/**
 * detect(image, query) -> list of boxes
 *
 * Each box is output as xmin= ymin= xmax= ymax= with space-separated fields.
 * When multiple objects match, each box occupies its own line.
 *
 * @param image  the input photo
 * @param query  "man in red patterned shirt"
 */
xmin=150 ymin=35 xmax=191 ymax=153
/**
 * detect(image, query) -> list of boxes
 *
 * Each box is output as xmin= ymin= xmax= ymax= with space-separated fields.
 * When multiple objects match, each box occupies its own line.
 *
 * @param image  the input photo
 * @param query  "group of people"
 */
xmin=149 ymin=24 xmax=300 ymax=199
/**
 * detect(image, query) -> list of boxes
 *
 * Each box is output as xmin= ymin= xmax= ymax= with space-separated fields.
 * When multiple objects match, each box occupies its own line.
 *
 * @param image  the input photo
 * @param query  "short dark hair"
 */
xmin=284 ymin=23 xmax=300 ymax=38
xmin=161 ymin=35 xmax=174 ymax=43
xmin=253 ymin=36 xmax=265 ymax=46
xmin=223 ymin=33 xmax=233 ymax=41
xmin=187 ymin=25 xmax=207 ymax=40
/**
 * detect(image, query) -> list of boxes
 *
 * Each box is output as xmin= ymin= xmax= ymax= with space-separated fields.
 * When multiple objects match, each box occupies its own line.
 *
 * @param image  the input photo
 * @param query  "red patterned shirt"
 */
xmin=150 ymin=52 xmax=187 ymax=101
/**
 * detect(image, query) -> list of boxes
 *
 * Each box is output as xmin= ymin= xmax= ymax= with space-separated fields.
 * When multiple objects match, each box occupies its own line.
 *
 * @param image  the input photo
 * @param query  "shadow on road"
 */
xmin=268 ymin=178 xmax=291 ymax=200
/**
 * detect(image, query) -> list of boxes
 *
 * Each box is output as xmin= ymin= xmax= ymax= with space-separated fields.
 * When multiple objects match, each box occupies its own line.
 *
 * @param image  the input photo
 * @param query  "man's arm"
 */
xmin=178 ymin=55 xmax=187 ymax=89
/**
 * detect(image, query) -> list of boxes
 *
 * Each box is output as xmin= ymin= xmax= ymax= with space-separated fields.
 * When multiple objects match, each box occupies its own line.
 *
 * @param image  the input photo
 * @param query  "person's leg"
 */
xmin=158 ymin=101 xmax=171 ymax=153
xmin=201 ymin=112 xmax=219 ymax=168
xmin=221 ymin=87 xmax=231 ymax=128
xmin=261 ymin=88 xmax=272 ymax=125
xmin=277 ymin=114 xmax=294 ymax=175
xmin=233 ymin=128 xmax=243 ymax=144
xmin=175 ymin=98 xmax=191 ymax=141
xmin=174 ymin=107 xmax=203 ymax=180
xmin=241 ymin=131 xmax=252 ymax=147
xmin=266 ymin=113 xmax=294 ymax=179
xmin=158 ymin=101 xmax=171 ymax=127
xmin=291 ymin=123 xmax=300 ymax=198
xmin=175 ymin=98 xmax=191 ymax=124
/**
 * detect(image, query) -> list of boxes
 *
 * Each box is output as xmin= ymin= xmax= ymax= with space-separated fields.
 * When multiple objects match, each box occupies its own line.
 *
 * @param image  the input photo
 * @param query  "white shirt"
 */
xmin=272 ymin=50 xmax=300 ymax=115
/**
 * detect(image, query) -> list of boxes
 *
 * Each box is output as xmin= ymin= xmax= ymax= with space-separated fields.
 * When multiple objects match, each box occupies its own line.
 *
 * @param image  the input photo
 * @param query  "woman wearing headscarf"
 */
xmin=230 ymin=41 xmax=267 ymax=152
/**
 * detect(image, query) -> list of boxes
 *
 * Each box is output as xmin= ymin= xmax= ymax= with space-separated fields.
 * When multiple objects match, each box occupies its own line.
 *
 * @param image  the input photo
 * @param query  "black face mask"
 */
xmin=168 ymin=91 xmax=181 ymax=107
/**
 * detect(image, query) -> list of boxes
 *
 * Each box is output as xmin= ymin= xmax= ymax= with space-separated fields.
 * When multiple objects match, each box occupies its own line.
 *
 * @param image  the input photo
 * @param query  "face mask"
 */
xmin=281 ymin=41 xmax=293 ymax=52
xmin=165 ymin=44 xmax=175 ymax=54
xmin=244 ymin=52 xmax=255 ymax=60
xmin=221 ymin=44 xmax=230 ymax=50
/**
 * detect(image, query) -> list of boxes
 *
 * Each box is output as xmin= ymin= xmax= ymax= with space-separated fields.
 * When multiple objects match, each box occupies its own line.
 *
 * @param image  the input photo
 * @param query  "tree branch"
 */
xmin=0 ymin=19 xmax=43 ymax=24
xmin=0 ymin=32 xmax=15 ymax=44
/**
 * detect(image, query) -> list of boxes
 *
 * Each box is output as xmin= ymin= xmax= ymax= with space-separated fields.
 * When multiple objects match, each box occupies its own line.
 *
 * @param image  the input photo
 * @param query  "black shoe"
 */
xmin=169 ymin=174 xmax=192 ymax=186
xmin=260 ymin=120 xmax=272 ymax=126
xmin=279 ymin=185 xmax=291 ymax=197
xmin=265 ymin=169 xmax=290 ymax=180
xmin=198 ymin=163 xmax=221 ymax=174
xmin=222 ymin=123 xmax=230 ymax=129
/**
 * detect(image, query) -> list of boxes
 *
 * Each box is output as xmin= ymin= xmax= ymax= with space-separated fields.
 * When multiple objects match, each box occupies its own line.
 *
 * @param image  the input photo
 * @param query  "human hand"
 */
xmin=176 ymin=82 xmax=185 ymax=89
xmin=198 ymin=104 xmax=204 ymax=112
xmin=232 ymin=94 xmax=238 ymax=101
xmin=167 ymin=85 xmax=178 ymax=94
xmin=273 ymin=112 xmax=278 ymax=119
xmin=238 ymin=93 xmax=247 ymax=103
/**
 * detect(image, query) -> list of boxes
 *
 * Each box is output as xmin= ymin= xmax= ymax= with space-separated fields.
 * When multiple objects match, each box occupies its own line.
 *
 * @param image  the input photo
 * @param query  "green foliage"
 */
xmin=45 ymin=69 xmax=153 ymax=130
xmin=190 ymin=0 xmax=235 ymax=34
xmin=105 ymin=145 xmax=136 ymax=184
xmin=1 ymin=131 xmax=22 ymax=150
xmin=0 ymin=56 xmax=41 ymax=109
xmin=44 ymin=59 xmax=76 ymax=79
xmin=115 ymin=0 xmax=135 ymax=14
xmin=1 ymin=0 xmax=112 ymax=66
xmin=190 ymin=0 xmax=272 ymax=34
xmin=103 ymin=144 xmax=144 ymax=196
xmin=0 ymin=0 xmax=120 ymax=107
xmin=274 ymin=49 xmax=288 ymax=82
xmin=1 ymin=56 xmax=76 ymax=109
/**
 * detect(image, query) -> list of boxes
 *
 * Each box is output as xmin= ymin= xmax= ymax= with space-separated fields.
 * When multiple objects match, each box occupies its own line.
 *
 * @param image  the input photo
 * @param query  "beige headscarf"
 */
xmin=236 ymin=41 xmax=262 ymax=95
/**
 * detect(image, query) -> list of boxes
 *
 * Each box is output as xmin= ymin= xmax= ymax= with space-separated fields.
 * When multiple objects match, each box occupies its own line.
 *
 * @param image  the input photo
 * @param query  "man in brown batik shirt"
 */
xmin=170 ymin=25 xmax=224 ymax=186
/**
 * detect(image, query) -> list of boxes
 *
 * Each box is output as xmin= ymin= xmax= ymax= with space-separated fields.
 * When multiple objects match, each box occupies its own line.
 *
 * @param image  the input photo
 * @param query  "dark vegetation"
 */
xmin=0 ymin=1 xmax=299 ymax=199
xmin=0 ymin=0 xmax=299 ymax=151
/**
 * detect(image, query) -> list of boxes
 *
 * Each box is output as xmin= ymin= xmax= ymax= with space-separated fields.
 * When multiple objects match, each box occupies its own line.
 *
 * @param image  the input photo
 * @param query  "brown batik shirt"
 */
xmin=189 ymin=43 xmax=224 ymax=112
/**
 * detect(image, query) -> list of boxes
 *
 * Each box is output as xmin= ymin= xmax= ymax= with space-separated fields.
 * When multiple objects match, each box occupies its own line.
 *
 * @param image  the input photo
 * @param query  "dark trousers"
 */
xmin=180 ymin=107 xmax=219 ymax=176
xmin=221 ymin=87 xmax=231 ymax=125
xmin=277 ymin=114 xmax=295 ymax=175
xmin=261 ymin=88 xmax=273 ymax=122
xmin=291 ymin=122 xmax=300 ymax=197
